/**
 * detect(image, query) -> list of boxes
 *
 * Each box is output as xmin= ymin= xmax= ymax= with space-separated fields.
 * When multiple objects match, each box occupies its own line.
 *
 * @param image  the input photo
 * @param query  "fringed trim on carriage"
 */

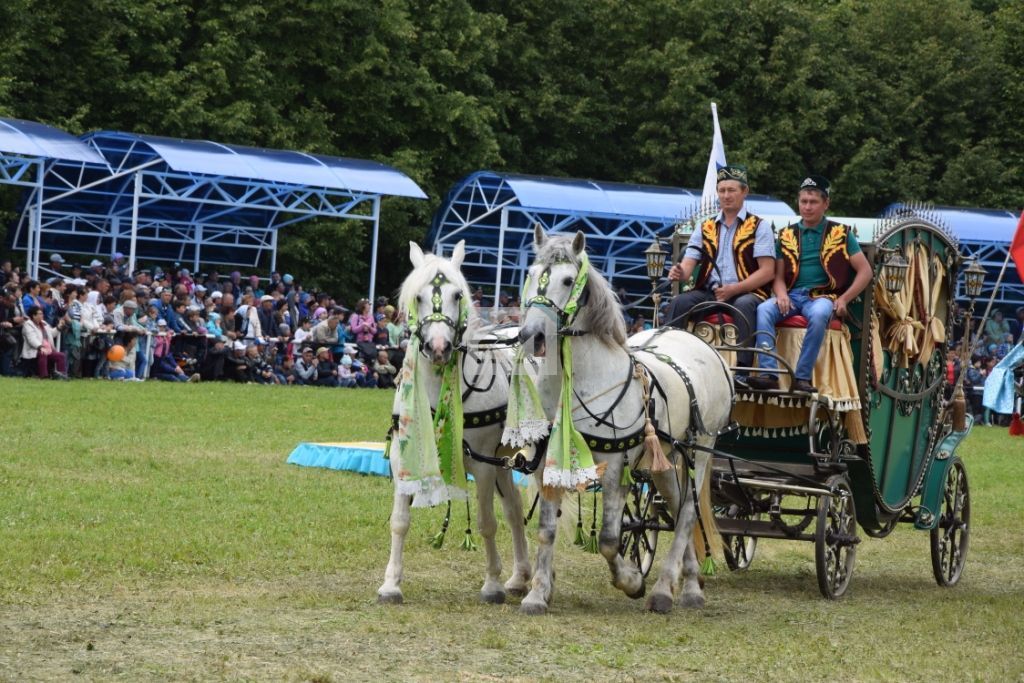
xmin=398 ymin=477 xmax=468 ymax=508
xmin=735 ymin=392 xmax=861 ymax=413
xmin=501 ymin=420 xmax=550 ymax=448
xmin=738 ymin=425 xmax=810 ymax=438
xmin=543 ymin=464 xmax=602 ymax=492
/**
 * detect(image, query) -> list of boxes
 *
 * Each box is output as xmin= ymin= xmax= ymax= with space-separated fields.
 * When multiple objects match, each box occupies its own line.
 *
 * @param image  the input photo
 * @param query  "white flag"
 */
xmin=701 ymin=103 xmax=726 ymax=207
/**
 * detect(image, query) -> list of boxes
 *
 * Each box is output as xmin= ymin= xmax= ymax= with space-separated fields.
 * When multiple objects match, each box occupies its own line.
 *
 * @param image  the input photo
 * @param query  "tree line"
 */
xmin=0 ymin=0 xmax=1020 ymax=301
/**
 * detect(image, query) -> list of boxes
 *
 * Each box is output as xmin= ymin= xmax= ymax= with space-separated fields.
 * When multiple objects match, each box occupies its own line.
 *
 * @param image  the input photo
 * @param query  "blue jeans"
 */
xmin=109 ymin=367 xmax=135 ymax=380
xmin=755 ymin=289 xmax=834 ymax=381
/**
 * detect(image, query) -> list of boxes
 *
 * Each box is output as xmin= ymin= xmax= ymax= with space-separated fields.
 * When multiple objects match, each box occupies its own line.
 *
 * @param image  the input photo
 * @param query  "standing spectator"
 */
xmin=21 ymin=305 xmax=68 ymax=379
xmin=0 ymin=285 xmax=26 ymax=376
xmin=349 ymin=299 xmax=377 ymax=359
xmin=386 ymin=308 xmax=407 ymax=347
xmin=257 ymin=295 xmax=276 ymax=338
xmin=984 ymin=310 xmax=1011 ymax=348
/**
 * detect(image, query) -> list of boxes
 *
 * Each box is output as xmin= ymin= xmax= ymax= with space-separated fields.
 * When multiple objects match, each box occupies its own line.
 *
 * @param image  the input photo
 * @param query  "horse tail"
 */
xmin=694 ymin=467 xmax=723 ymax=561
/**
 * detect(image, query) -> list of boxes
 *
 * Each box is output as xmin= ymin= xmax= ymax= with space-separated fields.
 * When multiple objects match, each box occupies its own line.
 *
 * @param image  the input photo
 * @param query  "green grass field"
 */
xmin=0 ymin=377 xmax=1022 ymax=682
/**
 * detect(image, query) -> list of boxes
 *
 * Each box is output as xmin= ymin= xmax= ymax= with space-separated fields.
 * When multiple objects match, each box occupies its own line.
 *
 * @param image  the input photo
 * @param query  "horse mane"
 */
xmin=398 ymin=251 xmax=478 ymax=325
xmin=535 ymin=235 xmax=627 ymax=347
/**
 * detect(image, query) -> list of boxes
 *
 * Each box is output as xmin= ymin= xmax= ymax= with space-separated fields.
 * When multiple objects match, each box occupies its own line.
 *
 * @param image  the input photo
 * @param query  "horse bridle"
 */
xmin=408 ymin=271 xmax=468 ymax=354
xmin=522 ymin=253 xmax=590 ymax=333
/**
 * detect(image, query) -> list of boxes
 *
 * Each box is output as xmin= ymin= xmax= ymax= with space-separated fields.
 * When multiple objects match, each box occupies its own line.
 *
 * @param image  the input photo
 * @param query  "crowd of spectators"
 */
xmin=0 ymin=254 xmax=411 ymax=388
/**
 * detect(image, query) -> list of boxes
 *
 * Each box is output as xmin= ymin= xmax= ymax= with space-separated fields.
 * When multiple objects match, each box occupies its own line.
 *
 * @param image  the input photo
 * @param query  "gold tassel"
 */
xmin=643 ymin=419 xmax=672 ymax=473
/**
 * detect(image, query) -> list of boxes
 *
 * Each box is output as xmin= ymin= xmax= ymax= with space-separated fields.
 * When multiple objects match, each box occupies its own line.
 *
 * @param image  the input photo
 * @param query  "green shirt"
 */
xmin=775 ymin=218 xmax=862 ymax=290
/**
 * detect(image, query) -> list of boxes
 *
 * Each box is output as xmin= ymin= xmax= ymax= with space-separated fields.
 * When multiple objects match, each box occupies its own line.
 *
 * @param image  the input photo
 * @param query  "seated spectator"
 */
xmin=245 ymin=343 xmax=278 ymax=384
xmin=386 ymin=308 xmax=407 ymax=347
xmin=337 ymin=354 xmax=357 ymax=387
xmin=314 ymin=347 xmax=339 ymax=387
xmin=224 ymin=340 xmax=249 ymax=382
xmin=350 ymin=353 xmax=376 ymax=388
xmin=21 ymin=305 xmax=68 ymax=379
xmin=150 ymin=327 xmax=200 ymax=382
xmin=275 ymin=354 xmax=296 ymax=385
xmin=199 ymin=338 xmax=227 ymax=382
xmin=107 ymin=333 xmax=140 ymax=381
xmin=373 ymin=349 xmax=397 ymax=388
xmin=293 ymin=347 xmax=318 ymax=385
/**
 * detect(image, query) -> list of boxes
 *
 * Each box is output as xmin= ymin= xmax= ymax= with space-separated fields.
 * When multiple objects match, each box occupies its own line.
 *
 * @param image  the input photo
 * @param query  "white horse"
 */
xmin=378 ymin=241 xmax=532 ymax=604
xmin=514 ymin=227 xmax=733 ymax=614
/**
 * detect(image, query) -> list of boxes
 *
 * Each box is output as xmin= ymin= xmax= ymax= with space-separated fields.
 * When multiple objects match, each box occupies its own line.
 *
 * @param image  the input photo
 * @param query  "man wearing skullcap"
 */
xmin=748 ymin=176 xmax=873 ymax=393
xmin=666 ymin=164 xmax=776 ymax=388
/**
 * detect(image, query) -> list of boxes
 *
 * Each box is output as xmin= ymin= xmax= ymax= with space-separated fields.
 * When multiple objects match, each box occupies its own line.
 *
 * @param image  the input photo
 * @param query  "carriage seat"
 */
xmin=701 ymin=313 xmax=733 ymax=325
xmin=777 ymin=315 xmax=844 ymax=331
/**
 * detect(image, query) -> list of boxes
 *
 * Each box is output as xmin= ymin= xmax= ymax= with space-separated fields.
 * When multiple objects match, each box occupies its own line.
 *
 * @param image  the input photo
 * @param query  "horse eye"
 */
xmin=562 ymin=277 xmax=573 ymax=287
xmin=454 ymin=291 xmax=464 ymax=301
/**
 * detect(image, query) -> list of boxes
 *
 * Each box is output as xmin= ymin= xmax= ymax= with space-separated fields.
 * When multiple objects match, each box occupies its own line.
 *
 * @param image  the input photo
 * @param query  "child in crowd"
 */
xmin=293 ymin=318 xmax=313 ymax=353
xmin=337 ymin=354 xmax=357 ymax=388
xmin=374 ymin=349 xmax=397 ymax=388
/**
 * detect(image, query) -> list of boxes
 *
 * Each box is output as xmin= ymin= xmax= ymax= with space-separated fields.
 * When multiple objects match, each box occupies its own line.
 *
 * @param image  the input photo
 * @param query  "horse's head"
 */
xmin=400 ymin=240 xmax=471 ymax=366
xmin=518 ymin=225 xmax=625 ymax=357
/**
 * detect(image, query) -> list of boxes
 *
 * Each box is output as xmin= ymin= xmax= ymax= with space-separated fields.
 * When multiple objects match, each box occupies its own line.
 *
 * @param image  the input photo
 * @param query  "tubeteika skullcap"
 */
xmin=799 ymin=175 xmax=831 ymax=197
xmin=716 ymin=164 xmax=749 ymax=186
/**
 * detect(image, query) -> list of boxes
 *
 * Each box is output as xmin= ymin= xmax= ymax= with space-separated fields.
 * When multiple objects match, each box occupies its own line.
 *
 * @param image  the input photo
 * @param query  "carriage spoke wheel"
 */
xmin=619 ymin=481 xmax=663 ymax=578
xmin=815 ymin=475 xmax=858 ymax=599
xmin=719 ymin=504 xmax=760 ymax=571
xmin=931 ymin=458 xmax=970 ymax=587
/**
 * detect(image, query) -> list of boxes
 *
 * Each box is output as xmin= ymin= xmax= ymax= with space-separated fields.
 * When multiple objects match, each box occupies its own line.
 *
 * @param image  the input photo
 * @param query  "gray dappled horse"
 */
xmin=515 ymin=227 xmax=732 ymax=614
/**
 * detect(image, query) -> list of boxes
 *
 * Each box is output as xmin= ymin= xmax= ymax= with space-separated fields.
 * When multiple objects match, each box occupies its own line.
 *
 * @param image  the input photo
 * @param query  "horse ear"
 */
xmin=451 ymin=240 xmax=465 ymax=269
xmin=533 ymin=223 xmax=546 ymax=250
xmin=572 ymin=231 xmax=586 ymax=254
xmin=409 ymin=241 xmax=425 ymax=268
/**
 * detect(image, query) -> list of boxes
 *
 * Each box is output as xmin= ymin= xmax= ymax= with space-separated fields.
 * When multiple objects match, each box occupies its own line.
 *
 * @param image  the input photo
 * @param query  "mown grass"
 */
xmin=0 ymin=377 xmax=1022 ymax=681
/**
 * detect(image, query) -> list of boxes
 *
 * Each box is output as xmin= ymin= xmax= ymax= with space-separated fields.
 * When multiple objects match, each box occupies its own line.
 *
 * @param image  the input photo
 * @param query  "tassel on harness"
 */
xmin=634 ymin=364 xmax=672 ymax=473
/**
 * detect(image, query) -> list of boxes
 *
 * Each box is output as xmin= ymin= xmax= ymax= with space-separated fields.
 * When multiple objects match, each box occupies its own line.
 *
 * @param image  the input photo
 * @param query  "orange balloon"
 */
xmin=107 ymin=344 xmax=126 ymax=362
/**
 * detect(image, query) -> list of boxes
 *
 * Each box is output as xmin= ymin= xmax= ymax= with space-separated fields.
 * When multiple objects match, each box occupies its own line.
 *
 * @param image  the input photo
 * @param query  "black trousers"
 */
xmin=665 ymin=288 xmax=761 ymax=370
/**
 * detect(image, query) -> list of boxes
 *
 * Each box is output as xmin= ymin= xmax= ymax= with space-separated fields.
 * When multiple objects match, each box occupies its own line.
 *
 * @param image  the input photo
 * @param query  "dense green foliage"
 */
xmin=0 ymin=0 xmax=1021 ymax=299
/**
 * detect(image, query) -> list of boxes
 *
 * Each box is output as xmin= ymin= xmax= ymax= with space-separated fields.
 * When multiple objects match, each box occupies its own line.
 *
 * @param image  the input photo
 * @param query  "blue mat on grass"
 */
xmin=287 ymin=441 xmax=527 ymax=486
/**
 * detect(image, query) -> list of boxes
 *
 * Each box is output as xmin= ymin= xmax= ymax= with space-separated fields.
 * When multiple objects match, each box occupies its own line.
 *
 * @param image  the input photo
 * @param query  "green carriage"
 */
xmin=623 ymin=209 xmax=976 ymax=599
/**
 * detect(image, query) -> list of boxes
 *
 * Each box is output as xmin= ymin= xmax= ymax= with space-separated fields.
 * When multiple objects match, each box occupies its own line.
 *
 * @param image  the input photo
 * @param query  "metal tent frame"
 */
xmin=3 ymin=121 xmax=427 ymax=304
xmin=428 ymin=170 xmax=796 ymax=305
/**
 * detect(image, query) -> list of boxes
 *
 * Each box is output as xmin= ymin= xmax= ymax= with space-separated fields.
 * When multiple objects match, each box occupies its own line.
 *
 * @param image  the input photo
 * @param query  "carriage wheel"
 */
xmin=719 ymin=504 xmax=760 ymax=571
xmin=815 ymin=475 xmax=858 ymax=599
xmin=931 ymin=458 xmax=970 ymax=587
xmin=619 ymin=481 xmax=662 ymax=578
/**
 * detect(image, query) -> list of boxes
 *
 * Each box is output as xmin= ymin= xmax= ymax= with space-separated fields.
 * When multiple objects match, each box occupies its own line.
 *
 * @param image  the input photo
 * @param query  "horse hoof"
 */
xmin=520 ymin=600 xmax=548 ymax=616
xmin=626 ymin=582 xmax=646 ymax=600
xmin=377 ymin=591 xmax=403 ymax=605
xmin=681 ymin=592 xmax=705 ymax=609
xmin=645 ymin=593 xmax=674 ymax=614
xmin=481 ymin=590 xmax=506 ymax=605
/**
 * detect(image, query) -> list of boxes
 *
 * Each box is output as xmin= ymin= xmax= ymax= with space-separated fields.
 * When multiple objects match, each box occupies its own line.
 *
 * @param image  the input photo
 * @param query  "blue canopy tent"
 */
xmin=0 ymin=118 xmax=110 ymax=279
xmin=3 ymin=120 xmax=427 ymax=304
xmin=428 ymin=170 xmax=795 ymax=307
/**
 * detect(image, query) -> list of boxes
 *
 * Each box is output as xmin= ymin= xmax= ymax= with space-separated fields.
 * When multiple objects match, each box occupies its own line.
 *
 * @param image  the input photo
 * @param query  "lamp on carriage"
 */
xmin=645 ymin=238 xmax=669 ymax=318
xmin=962 ymin=259 xmax=986 ymax=300
xmin=881 ymin=250 xmax=910 ymax=295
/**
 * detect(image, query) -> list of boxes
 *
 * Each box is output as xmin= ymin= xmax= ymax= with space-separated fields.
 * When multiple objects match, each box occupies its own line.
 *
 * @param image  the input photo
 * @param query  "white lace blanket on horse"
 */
xmin=393 ymin=339 xmax=468 ymax=507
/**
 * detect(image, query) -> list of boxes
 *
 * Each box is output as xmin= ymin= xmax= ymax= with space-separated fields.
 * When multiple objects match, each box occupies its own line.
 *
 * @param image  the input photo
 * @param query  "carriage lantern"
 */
xmin=962 ymin=259 xmax=986 ymax=300
xmin=881 ymin=250 xmax=910 ymax=295
xmin=644 ymin=238 xmax=668 ymax=282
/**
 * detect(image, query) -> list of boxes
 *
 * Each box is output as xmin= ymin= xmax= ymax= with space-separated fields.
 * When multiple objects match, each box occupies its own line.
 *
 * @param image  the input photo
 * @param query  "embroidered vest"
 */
xmin=693 ymin=213 xmax=771 ymax=300
xmin=778 ymin=220 xmax=853 ymax=300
